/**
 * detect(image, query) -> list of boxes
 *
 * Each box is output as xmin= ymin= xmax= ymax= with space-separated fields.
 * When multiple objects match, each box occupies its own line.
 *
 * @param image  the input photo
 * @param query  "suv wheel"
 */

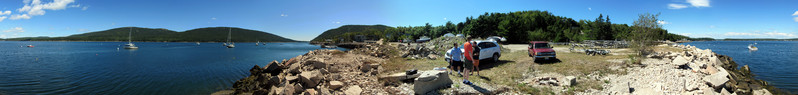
xmin=493 ymin=53 xmax=500 ymax=62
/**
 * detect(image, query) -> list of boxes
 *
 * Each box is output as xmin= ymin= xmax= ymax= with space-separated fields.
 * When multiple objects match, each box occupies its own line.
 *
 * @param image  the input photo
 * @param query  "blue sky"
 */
xmin=1 ymin=0 xmax=797 ymax=40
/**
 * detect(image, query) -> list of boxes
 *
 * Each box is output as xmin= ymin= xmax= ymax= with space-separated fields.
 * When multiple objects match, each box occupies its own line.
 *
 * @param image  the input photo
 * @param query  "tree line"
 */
xmin=378 ymin=10 xmax=689 ymax=44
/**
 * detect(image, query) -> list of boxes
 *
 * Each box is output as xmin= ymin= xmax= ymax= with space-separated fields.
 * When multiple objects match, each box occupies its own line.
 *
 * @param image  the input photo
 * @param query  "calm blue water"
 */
xmin=681 ymin=41 xmax=798 ymax=93
xmin=0 ymin=41 xmax=342 ymax=95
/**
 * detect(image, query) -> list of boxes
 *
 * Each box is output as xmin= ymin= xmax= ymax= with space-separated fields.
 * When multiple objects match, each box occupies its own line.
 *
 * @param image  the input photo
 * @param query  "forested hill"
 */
xmin=310 ymin=25 xmax=392 ymax=42
xmin=5 ymin=27 xmax=296 ymax=42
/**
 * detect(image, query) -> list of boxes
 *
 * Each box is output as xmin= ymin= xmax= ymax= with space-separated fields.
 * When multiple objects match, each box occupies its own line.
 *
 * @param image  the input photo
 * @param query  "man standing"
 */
xmin=448 ymin=43 xmax=463 ymax=76
xmin=462 ymin=37 xmax=475 ymax=85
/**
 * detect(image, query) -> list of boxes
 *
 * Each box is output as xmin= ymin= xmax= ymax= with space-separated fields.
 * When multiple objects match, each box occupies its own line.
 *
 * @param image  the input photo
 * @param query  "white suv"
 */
xmin=445 ymin=40 xmax=502 ymax=62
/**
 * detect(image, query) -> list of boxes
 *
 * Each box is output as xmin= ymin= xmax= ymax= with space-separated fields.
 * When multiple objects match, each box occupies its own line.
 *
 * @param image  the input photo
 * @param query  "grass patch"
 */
xmin=380 ymin=44 xmax=631 ymax=94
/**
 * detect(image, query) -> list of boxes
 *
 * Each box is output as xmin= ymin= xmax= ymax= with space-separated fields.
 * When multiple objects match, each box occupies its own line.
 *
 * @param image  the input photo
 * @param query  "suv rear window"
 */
xmin=534 ymin=43 xmax=551 ymax=49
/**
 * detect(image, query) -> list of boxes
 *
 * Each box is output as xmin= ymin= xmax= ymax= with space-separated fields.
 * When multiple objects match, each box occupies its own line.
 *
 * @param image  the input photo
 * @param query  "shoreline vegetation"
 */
xmin=310 ymin=10 xmax=692 ymax=44
xmin=2 ymin=27 xmax=296 ymax=42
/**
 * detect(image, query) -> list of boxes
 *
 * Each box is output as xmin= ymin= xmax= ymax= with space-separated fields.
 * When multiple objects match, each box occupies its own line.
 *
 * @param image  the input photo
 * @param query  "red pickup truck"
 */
xmin=528 ymin=41 xmax=556 ymax=60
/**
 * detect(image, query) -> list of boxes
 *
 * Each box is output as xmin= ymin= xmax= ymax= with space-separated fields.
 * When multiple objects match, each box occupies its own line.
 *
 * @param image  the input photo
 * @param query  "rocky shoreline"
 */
xmin=579 ymin=44 xmax=789 ymax=95
xmin=213 ymin=44 xmax=399 ymax=95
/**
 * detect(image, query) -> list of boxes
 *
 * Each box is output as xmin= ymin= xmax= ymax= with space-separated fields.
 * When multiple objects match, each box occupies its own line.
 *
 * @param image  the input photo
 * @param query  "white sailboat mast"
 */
xmin=128 ymin=27 xmax=132 ymax=44
xmin=227 ymin=28 xmax=232 ymax=43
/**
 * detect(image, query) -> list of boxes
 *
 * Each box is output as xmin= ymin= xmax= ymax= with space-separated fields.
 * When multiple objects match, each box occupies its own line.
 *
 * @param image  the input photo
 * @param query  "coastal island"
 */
xmin=3 ymin=27 xmax=296 ymax=42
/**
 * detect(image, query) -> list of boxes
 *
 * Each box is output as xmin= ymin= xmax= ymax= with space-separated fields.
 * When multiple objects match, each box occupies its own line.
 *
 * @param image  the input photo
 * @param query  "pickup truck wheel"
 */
xmin=493 ymin=53 xmax=500 ymax=62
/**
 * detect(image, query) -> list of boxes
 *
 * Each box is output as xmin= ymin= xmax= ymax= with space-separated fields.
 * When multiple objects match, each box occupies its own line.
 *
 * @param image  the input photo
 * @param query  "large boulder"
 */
xmin=413 ymin=70 xmax=453 ymax=94
xmin=285 ymin=75 xmax=299 ymax=82
xmin=249 ymin=65 xmax=263 ymax=76
xmin=304 ymin=89 xmax=318 ymax=95
xmin=264 ymin=60 xmax=283 ymax=75
xmin=304 ymin=60 xmax=327 ymax=70
xmin=562 ymin=76 xmax=577 ymax=87
xmin=329 ymin=81 xmax=344 ymax=90
xmin=299 ymin=70 xmax=322 ymax=88
xmin=704 ymin=67 xmax=730 ymax=89
xmin=344 ymin=85 xmax=363 ymax=95
xmin=288 ymin=63 xmax=302 ymax=74
xmin=672 ymin=56 xmax=689 ymax=65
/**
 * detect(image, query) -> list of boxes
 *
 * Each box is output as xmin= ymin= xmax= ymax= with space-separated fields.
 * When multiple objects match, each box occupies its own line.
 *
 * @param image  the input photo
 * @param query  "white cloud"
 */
xmin=78 ymin=29 xmax=89 ymax=32
xmin=588 ymin=7 xmax=592 ymax=11
xmin=3 ymin=27 xmax=25 ymax=33
xmin=657 ymin=20 xmax=670 ymax=25
xmin=0 ymin=16 xmax=6 ymax=22
xmin=11 ymin=0 xmax=75 ymax=20
xmin=724 ymin=32 xmax=761 ymax=36
xmin=333 ymin=21 xmax=341 ymax=24
xmin=443 ymin=18 xmax=447 ymax=20
xmin=687 ymin=0 xmax=710 ymax=7
xmin=280 ymin=14 xmax=287 ymax=17
xmin=0 ymin=11 xmax=10 ymax=15
xmin=71 ymin=4 xmax=88 ymax=11
xmin=709 ymin=25 xmax=716 ymax=28
xmin=211 ymin=17 xmax=217 ymax=20
xmin=9 ymin=14 xmax=31 ymax=20
xmin=764 ymin=31 xmax=796 ymax=37
xmin=793 ymin=11 xmax=798 ymax=16
xmin=794 ymin=17 xmax=798 ymax=22
xmin=724 ymin=31 xmax=797 ymax=38
xmin=668 ymin=4 xmax=688 ymax=9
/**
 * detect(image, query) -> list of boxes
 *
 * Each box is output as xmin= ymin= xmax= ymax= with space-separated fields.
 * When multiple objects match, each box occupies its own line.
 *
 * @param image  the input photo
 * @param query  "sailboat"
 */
xmin=256 ymin=41 xmax=260 ymax=46
xmin=124 ymin=27 xmax=139 ymax=49
xmin=224 ymin=28 xmax=235 ymax=48
xmin=748 ymin=43 xmax=758 ymax=51
xmin=196 ymin=42 xmax=201 ymax=46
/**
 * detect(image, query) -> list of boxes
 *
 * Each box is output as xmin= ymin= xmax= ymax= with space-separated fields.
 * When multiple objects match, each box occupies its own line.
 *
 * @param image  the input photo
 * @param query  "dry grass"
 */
xmin=380 ymin=44 xmax=631 ymax=94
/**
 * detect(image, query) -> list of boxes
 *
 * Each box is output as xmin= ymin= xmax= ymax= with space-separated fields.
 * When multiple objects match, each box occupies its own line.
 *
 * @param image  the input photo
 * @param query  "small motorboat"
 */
xmin=26 ymin=45 xmax=34 ymax=47
xmin=748 ymin=44 xmax=758 ymax=51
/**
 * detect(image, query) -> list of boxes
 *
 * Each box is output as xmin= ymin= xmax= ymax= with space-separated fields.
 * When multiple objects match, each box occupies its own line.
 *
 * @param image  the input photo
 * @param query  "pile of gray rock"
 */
xmin=226 ymin=49 xmax=391 ymax=95
xmin=398 ymin=43 xmax=440 ymax=60
xmin=579 ymin=44 xmax=778 ymax=95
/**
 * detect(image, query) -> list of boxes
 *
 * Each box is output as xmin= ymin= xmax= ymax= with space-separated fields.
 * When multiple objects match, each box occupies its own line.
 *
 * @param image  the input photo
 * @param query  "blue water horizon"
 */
xmin=0 ymin=41 xmax=342 ymax=95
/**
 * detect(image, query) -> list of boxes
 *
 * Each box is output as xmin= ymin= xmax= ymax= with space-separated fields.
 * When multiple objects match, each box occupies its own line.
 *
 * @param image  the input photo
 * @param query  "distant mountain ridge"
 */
xmin=5 ymin=27 xmax=296 ymax=42
xmin=310 ymin=25 xmax=392 ymax=42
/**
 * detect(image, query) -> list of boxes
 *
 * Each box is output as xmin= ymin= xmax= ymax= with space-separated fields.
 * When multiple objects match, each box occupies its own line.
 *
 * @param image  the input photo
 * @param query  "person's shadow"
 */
xmin=534 ymin=58 xmax=562 ymax=64
xmin=467 ymin=83 xmax=492 ymax=94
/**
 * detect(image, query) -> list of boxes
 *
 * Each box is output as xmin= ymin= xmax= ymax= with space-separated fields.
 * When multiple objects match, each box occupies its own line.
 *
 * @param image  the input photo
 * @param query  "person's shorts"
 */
xmin=451 ymin=60 xmax=463 ymax=68
xmin=463 ymin=59 xmax=474 ymax=70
